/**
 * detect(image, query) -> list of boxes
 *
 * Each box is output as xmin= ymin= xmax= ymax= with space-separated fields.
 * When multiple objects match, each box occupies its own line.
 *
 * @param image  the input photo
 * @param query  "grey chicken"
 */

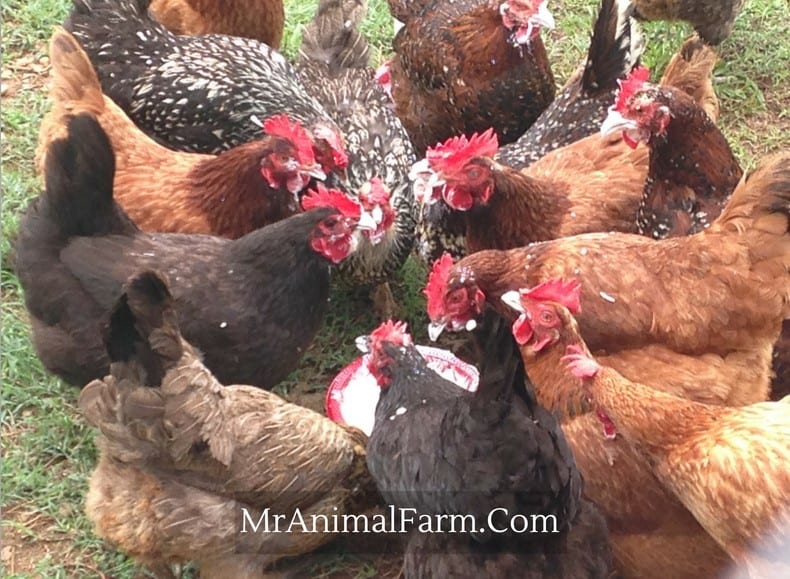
xmin=81 ymin=270 xmax=377 ymax=578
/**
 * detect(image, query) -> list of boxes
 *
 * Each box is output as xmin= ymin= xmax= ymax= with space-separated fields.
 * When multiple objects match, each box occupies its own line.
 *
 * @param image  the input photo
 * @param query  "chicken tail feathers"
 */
xmin=581 ymin=0 xmax=645 ymax=94
xmin=472 ymin=310 xmax=538 ymax=408
xmin=38 ymin=113 xmax=137 ymax=239
xmin=298 ymin=0 xmax=369 ymax=73
xmin=36 ymin=29 xmax=107 ymax=172
xmin=104 ymin=271 xmax=184 ymax=388
xmin=660 ymin=35 xmax=720 ymax=123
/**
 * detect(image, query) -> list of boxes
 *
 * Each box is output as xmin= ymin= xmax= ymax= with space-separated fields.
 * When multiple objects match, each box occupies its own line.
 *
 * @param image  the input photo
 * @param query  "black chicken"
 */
xmin=16 ymin=114 xmax=371 ymax=389
xmin=362 ymin=314 xmax=612 ymax=577
xmin=64 ymin=0 xmax=348 ymax=177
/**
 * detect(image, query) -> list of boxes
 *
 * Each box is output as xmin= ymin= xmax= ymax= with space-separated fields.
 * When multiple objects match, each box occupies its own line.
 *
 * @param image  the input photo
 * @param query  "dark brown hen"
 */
xmin=385 ymin=0 xmax=556 ymax=156
xmin=16 ymin=114 xmax=369 ymax=389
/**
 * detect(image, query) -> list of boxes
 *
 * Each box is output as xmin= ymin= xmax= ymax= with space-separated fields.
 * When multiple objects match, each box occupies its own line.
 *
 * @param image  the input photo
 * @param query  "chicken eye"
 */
xmin=465 ymin=166 xmax=483 ymax=180
xmin=539 ymin=310 xmax=555 ymax=325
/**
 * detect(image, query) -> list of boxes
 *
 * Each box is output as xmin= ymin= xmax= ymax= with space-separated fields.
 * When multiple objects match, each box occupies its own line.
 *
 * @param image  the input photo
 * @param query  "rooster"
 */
xmin=149 ymin=0 xmax=285 ymax=47
xmin=16 ymin=114 xmax=375 ymax=389
xmin=81 ymin=270 xmax=377 ymax=578
xmin=361 ymin=316 xmax=611 ymax=578
xmin=424 ymin=151 xmax=790 ymax=408
xmin=297 ymin=0 xmax=418 ymax=317
xmin=65 ymin=0 xmax=348 ymax=178
xmin=564 ymin=344 xmax=790 ymax=577
xmin=600 ymin=40 xmax=741 ymax=239
xmin=384 ymin=0 xmax=556 ymax=155
xmin=37 ymin=29 xmax=326 ymax=238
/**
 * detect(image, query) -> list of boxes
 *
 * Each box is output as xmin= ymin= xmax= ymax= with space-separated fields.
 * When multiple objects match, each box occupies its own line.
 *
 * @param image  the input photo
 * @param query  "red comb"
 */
xmin=360 ymin=177 xmax=391 ymax=207
xmin=426 ymin=129 xmax=499 ymax=174
xmin=614 ymin=66 xmax=651 ymax=112
xmin=301 ymin=183 xmax=361 ymax=218
xmin=423 ymin=253 xmax=455 ymax=319
xmin=522 ymin=279 xmax=581 ymax=313
xmin=370 ymin=320 xmax=412 ymax=347
xmin=263 ymin=114 xmax=316 ymax=165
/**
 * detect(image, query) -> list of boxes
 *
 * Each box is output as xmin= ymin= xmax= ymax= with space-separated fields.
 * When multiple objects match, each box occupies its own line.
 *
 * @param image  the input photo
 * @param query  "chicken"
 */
xmin=36 ymin=29 xmax=325 ymax=238
xmin=497 ymin=0 xmax=645 ymax=169
xmin=564 ymin=343 xmax=790 ymax=576
xmin=416 ymin=42 xmax=728 ymax=261
xmin=412 ymin=125 xmax=647 ymax=254
xmin=488 ymin=280 xmax=729 ymax=577
xmin=149 ymin=0 xmax=284 ymax=47
xmin=600 ymin=39 xmax=741 ymax=239
xmin=424 ymin=151 xmax=790 ymax=407
xmin=632 ymin=0 xmax=745 ymax=45
xmin=80 ymin=270 xmax=377 ymax=578
xmin=65 ymin=0 xmax=348 ymax=176
xmin=15 ymin=113 xmax=374 ymax=389
xmin=362 ymin=316 xmax=611 ymax=578
xmin=771 ymin=321 xmax=790 ymax=401
xmin=385 ymin=0 xmax=556 ymax=155
xmin=497 ymin=280 xmax=734 ymax=578
xmin=296 ymin=0 xmax=418 ymax=317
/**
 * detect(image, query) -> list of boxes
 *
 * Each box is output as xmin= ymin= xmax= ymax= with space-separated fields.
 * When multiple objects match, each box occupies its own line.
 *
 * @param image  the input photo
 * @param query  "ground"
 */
xmin=1 ymin=0 xmax=788 ymax=577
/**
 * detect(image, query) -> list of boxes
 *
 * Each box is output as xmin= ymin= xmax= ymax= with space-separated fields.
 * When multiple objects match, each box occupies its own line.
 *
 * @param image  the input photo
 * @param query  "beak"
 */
xmin=530 ymin=2 xmax=555 ymax=30
xmin=355 ymin=335 xmax=370 ymax=353
xmin=600 ymin=109 xmax=639 ymax=137
xmin=501 ymin=290 xmax=525 ymax=313
xmin=428 ymin=321 xmax=446 ymax=342
xmin=357 ymin=211 xmax=378 ymax=232
xmin=302 ymin=163 xmax=327 ymax=181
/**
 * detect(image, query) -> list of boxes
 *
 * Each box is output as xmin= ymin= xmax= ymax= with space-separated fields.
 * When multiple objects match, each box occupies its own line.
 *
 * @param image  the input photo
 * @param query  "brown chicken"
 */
xmin=412 ymin=126 xmax=647 ymax=254
xmin=414 ymin=37 xmax=724 ymax=257
xmin=385 ymin=0 xmax=556 ymax=154
xmin=149 ymin=0 xmax=284 ymax=47
xmin=632 ymin=0 xmax=745 ymax=45
xmin=425 ymin=151 xmax=790 ymax=407
xmin=37 ymin=29 xmax=325 ymax=238
xmin=601 ymin=39 xmax=741 ymax=239
xmin=81 ymin=271 xmax=377 ymax=578
xmin=494 ymin=280 xmax=734 ymax=578
xmin=564 ymin=342 xmax=790 ymax=577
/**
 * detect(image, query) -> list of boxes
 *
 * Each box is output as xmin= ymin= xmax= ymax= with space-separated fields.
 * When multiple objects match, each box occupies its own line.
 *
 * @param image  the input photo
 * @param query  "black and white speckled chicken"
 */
xmin=413 ymin=0 xmax=644 ymax=263
xmin=65 ymin=0 xmax=349 ymax=179
xmin=297 ymin=0 xmax=418 ymax=317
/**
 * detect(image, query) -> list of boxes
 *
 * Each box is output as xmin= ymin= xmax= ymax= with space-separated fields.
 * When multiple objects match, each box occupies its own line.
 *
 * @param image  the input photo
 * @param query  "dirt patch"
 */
xmin=2 ymin=503 xmax=76 ymax=575
xmin=1 ymin=53 xmax=50 ymax=100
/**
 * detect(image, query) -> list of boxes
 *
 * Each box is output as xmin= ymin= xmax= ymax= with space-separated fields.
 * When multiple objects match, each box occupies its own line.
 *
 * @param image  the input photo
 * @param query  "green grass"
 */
xmin=2 ymin=0 xmax=788 ymax=577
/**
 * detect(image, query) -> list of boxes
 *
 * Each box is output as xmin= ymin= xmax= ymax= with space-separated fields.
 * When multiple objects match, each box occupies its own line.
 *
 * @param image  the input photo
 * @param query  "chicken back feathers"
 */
xmin=149 ymin=0 xmax=285 ymax=48
xmin=81 ymin=270 xmax=375 ymax=575
xmin=65 ymin=0 xmax=342 ymax=157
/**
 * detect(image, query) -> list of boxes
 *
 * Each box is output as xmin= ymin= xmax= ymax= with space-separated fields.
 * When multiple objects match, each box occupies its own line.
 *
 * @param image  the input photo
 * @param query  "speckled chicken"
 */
xmin=80 ymin=271 xmax=377 ymax=579
xmin=297 ymin=0 xmax=418 ymax=317
xmin=65 ymin=0 xmax=348 ymax=179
